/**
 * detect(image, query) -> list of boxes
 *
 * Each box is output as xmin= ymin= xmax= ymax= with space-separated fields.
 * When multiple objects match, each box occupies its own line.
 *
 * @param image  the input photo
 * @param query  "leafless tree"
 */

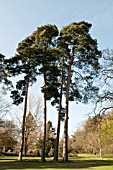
xmin=0 ymin=89 xmax=11 ymax=119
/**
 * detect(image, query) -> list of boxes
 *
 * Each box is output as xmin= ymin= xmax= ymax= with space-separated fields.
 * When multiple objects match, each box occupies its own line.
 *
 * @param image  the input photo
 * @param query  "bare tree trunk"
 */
xmin=63 ymin=56 xmax=73 ymax=162
xmin=41 ymin=72 xmax=47 ymax=162
xmin=99 ymin=146 xmax=102 ymax=158
xmin=98 ymin=116 xmax=102 ymax=159
xmin=18 ymin=64 xmax=30 ymax=161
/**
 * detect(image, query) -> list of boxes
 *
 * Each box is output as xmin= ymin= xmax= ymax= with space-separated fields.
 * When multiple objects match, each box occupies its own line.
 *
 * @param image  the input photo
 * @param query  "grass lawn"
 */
xmin=0 ymin=154 xmax=113 ymax=170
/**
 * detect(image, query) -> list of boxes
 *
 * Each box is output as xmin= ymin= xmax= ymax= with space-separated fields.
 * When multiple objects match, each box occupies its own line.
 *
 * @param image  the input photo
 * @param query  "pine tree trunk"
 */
xmin=63 ymin=56 xmax=73 ymax=162
xmin=18 ymin=63 xmax=30 ymax=161
xmin=41 ymin=72 xmax=47 ymax=162
xmin=54 ymin=104 xmax=61 ymax=161
xmin=54 ymin=56 xmax=64 ymax=161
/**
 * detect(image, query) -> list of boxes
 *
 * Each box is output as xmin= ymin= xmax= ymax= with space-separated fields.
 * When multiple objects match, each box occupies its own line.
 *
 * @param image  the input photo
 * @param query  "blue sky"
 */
xmin=0 ymin=0 xmax=113 ymax=136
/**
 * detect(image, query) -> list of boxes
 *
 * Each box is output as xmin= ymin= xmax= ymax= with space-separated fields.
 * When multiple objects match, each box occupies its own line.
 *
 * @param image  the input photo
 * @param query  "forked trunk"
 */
xmin=63 ymin=56 xmax=73 ymax=162
xmin=54 ymin=56 xmax=64 ymax=161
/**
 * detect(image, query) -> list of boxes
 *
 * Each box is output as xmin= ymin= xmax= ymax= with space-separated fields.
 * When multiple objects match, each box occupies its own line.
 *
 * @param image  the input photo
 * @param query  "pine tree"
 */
xmin=6 ymin=37 xmax=38 ymax=161
xmin=59 ymin=21 xmax=101 ymax=161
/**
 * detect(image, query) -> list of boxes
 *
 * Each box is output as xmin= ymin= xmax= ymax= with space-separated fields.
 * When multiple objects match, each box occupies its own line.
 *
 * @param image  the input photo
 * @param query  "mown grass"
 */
xmin=0 ymin=154 xmax=113 ymax=170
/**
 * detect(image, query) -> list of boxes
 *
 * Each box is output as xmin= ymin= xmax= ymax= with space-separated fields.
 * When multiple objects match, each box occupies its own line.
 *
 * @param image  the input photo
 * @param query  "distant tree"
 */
xmin=71 ymin=129 xmax=85 ymax=154
xmin=0 ymin=53 xmax=12 ymax=119
xmin=36 ymin=120 xmax=56 ymax=157
xmin=46 ymin=121 xmax=56 ymax=138
xmin=84 ymin=115 xmax=104 ymax=158
xmin=0 ymin=90 xmax=11 ymax=119
xmin=72 ymin=113 xmax=113 ymax=158
xmin=94 ymin=49 xmax=113 ymax=113
xmin=0 ymin=53 xmax=5 ymax=83
xmin=0 ymin=53 xmax=12 ymax=89
xmin=0 ymin=119 xmax=18 ymax=152
xmin=24 ymin=112 xmax=36 ymax=156
xmin=11 ymin=94 xmax=43 ymax=156
xmin=100 ymin=110 xmax=113 ymax=154
xmin=45 ymin=121 xmax=56 ymax=157
xmin=58 ymin=138 xmax=63 ymax=157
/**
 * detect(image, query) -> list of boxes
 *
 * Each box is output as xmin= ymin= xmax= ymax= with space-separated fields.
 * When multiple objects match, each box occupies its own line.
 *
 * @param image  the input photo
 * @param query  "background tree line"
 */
xmin=71 ymin=109 xmax=113 ymax=158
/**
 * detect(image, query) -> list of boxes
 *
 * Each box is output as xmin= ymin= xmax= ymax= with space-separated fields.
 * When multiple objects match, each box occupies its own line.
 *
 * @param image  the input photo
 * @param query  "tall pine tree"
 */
xmin=59 ymin=21 xmax=101 ymax=161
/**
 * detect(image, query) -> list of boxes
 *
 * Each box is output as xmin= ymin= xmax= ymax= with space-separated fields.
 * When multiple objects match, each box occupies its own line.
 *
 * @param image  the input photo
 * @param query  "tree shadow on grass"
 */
xmin=0 ymin=159 xmax=113 ymax=169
